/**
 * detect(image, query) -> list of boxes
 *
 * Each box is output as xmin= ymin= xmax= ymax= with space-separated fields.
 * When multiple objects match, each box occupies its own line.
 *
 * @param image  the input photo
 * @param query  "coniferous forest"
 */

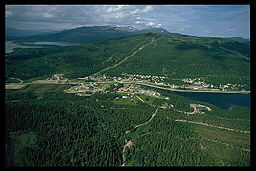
xmin=5 ymin=83 xmax=250 ymax=166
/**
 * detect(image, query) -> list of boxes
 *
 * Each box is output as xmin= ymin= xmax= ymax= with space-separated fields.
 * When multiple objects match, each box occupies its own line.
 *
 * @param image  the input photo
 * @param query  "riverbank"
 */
xmin=5 ymin=79 xmax=250 ymax=94
xmin=119 ymin=81 xmax=250 ymax=94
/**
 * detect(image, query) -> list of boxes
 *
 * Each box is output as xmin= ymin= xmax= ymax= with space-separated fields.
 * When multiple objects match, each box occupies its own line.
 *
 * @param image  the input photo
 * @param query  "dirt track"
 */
xmin=122 ymin=107 xmax=159 ymax=166
xmin=175 ymin=119 xmax=249 ymax=134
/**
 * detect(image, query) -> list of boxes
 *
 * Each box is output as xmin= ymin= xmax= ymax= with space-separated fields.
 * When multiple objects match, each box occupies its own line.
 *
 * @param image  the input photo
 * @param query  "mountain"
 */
xmin=9 ymin=25 xmax=169 ymax=43
xmin=111 ymin=25 xmax=138 ymax=32
xmin=138 ymin=27 xmax=169 ymax=34
xmin=6 ymin=32 xmax=250 ymax=90
xmin=226 ymin=37 xmax=250 ymax=46
xmin=6 ymin=27 xmax=60 ymax=39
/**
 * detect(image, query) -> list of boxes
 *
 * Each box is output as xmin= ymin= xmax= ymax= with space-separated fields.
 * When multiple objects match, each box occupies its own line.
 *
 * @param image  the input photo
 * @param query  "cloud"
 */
xmin=203 ymin=30 xmax=212 ymax=33
xmin=5 ymin=5 xmax=157 ymax=30
xmin=141 ymin=6 xmax=154 ymax=13
xmin=42 ymin=12 xmax=54 ymax=18
xmin=5 ymin=10 xmax=12 ymax=17
xmin=5 ymin=5 xmax=249 ymax=38
xmin=136 ymin=20 xmax=143 ymax=24
xmin=226 ymin=28 xmax=236 ymax=33
xmin=146 ymin=22 xmax=155 ymax=26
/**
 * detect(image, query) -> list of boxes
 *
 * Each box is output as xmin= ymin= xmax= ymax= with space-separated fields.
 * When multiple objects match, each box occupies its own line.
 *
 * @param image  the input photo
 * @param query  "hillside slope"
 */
xmin=5 ymin=27 xmax=60 ymax=40
xmin=104 ymin=33 xmax=250 ymax=89
xmin=6 ymin=33 xmax=154 ymax=79
xmin=226 ymin=37 xmax=250 ymax=46
xmin=9 ymin=26 xmax=169 ymax=43
xmin=6 ymin=33 xmax=250 ymax=89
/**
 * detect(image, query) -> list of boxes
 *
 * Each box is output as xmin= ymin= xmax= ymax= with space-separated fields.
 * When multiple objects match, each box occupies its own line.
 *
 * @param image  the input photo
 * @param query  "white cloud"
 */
xmin=136 ymin=20 xmax=144 ymax=24
xmin=5 ymin=10 xmax=12 ymax=17
xmin=144 ymin=21 xmax=162 ymax=28
xmin=130 ymin=9 xmax=140 ymax=15
xmin=106 ymin=5 xmax=127 ymax=12
xmin=147 ymin=22 xmax=155 ymax=26
xmin=5 ymin=5 xmax=249 ymax=38
xmin=42 ymin=12 xmax=54 ymax=18
xmin=226 ymin=28 xmax=236 ymax=32
xmin=142 ymin=6 xmax=154 ymax=13
xmin=203 ymin=30 xmax=212 ymax=33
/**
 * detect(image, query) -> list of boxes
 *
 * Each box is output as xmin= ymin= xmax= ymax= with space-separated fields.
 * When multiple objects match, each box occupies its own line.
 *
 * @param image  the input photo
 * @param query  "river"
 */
xmin=143 ymin=86 xmax=250 ymax=110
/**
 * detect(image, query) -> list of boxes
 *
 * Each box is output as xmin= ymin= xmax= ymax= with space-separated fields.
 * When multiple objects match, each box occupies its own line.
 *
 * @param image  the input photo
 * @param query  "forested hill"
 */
xmin=6 ymin=32 xmax=250 ymax=89
xmin=226 ymin=37 xmax=250 ymax=46
xmin=8 ymin=26 xmax=169 ymax=43
xmin=104 ymin=33 xmax=250 ymax=89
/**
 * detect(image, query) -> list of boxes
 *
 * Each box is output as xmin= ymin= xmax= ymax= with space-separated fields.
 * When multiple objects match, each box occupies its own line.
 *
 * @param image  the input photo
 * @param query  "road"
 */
xmin=122 ymin=107 xmax=159 ymax=166
xmin=5 ymin=75 xmax=250 ymax=94
xmin=96 ymin=80 xmax=250 ymax=94
xmin=175 ymin=119 xmax=249 ymax=134
xmin=94 ymin=37 xmax=155 ymax=76
xmin=7 ymin=77 xmax=23 ymax=84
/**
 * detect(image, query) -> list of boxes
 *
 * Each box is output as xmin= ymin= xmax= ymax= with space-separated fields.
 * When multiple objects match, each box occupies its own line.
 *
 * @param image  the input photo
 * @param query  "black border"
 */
xmin=2 ymin=0 xmax=255 ymax=169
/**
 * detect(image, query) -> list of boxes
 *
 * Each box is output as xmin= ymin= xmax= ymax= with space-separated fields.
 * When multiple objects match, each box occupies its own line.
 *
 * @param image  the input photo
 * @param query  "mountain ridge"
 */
xmin=7 ymin=25 xmax=169 ymax=43
xmin=6 ymin=27 xmax=60 ymax=38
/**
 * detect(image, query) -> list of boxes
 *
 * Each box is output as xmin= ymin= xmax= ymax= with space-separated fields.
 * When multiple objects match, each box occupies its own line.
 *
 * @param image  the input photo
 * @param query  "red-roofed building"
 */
xmin=118 ymin=88 xmax=134 ymax=92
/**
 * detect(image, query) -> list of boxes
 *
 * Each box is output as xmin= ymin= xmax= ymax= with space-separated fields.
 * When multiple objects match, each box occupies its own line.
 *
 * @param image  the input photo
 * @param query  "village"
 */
xmin=64 ymin=78 xmax=162 ymax=99
xmin=6 ymin=73 xmax=248 ymax=94
xmin=88 ymin=73 xmax=247 ymax=92
xmin=25 ymin=73 xmax=248 ymax=94
xmin=180 ymin=78 xmax=247 ymax=92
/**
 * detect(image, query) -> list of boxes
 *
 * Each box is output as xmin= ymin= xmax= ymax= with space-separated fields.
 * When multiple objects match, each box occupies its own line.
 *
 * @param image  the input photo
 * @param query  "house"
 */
xmin=118 ymin=88 xmax=135 ymax=92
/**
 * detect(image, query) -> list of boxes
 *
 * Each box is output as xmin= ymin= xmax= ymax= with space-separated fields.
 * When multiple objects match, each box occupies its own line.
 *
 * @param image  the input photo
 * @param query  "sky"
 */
xmin=5 ymin=5 xmax=250 ymax=38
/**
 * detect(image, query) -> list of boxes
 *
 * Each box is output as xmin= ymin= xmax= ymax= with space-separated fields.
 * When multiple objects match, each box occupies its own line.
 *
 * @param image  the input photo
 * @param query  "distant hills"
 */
xmin=6 ymin=27 xmax=60 ymax=39
xmin=6 ymin=25 xmax=169 ymax=43
xmin=226 ymin=37 xmax=250 ymax=46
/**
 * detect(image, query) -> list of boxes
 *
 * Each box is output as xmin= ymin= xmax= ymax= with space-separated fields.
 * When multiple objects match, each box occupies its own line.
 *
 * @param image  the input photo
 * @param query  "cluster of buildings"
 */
xmin=118 ymin=88 xmax=135 ymax=93
xmin=34 ymin=74 xmax=72 ymax=84
xmin=218 ymin=83 xmax=246 ymax=91
xmin=121 ymin=73 xmax=166 ymax=84
xmin=189 ymin=104 xmax=211 ymax=114
xmin=78 ymin=76 xmax=99 ymax=81
xmin=63 ymin=82 xmax=104 ymax=95
xmin=181 ymin=78 xmax=213 ymax=90
xmin=181 ymin=78 xmax=246 ymax=91
xmin=137 ymin=89 xmax=160 ymax=97
xmin=116 ymin=84 xmax=161 ymax=98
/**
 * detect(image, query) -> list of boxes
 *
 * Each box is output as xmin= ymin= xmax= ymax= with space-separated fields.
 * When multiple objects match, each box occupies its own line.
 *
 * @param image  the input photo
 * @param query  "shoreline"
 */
xmin=125 ymin=82 xmax=250 ymax=94
xmin=5 ymin=80 xmax=250 ymax=94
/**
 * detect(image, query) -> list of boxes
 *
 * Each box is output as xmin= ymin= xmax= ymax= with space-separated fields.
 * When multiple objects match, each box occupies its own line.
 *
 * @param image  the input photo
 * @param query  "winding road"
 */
xmin=122 ymin=107 xmax=159 ymax=166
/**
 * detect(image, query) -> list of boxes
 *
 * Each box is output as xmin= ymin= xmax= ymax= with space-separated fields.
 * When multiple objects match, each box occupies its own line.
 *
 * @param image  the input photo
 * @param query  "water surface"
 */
xmin=5 ymin=41 xmax=79 ymax=53
xmin=147 ymin=86 xmax=250 ymax=110
xmin=5 ymin=41 xmax=43 ymax=53
xmin=26 ymin=42 xmax=79 ymax=46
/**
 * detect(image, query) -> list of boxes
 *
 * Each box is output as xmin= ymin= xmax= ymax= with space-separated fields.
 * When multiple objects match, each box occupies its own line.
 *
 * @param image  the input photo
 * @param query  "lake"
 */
xmin=5 ymin=41 xmax=43 ymax=53
xmin=25 ymin=41 xmax=79 ymax=46
xmin=5 ymin=41 xmax=79 ymax=53
xmin=145 ymin=86 xmax=250 ymax=110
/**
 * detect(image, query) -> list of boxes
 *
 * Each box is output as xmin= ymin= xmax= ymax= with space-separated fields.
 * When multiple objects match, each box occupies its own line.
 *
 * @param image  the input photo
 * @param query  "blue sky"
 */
xmin=5 ymin=5 xmax=250 ymax=38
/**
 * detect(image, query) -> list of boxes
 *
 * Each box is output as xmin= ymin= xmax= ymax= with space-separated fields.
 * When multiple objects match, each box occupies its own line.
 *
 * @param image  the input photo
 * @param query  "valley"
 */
xmin=5 ymin=27 xmax=250 ymax=167
xmin=5 ymin=79 xmax=250 ymax=166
